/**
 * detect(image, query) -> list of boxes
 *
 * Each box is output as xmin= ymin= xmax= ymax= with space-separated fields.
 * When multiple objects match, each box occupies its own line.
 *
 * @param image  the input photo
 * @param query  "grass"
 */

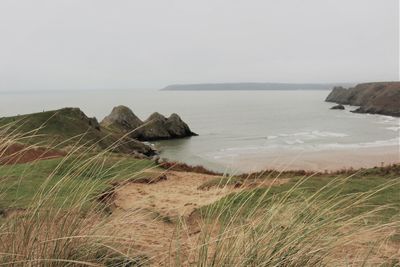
xmin=0 ymin=134 xmax=162 ymax=266
xmin=159 ymin=161 xmax=223 ymax=175
xmin=0 ymin=154 xmax=158 ymax=210
xmin=197 ymin=176 xmax=241 ymax=190
xmin=0 ymin=108 xmax=155 ymax=155
xmin=0 ymin=108 xmax=104 ymax=147
xmin=201 ymin=171 xmax=400 ymax=223
xmin=0 ymin=130 xmax=399 ymax=265
xmin=193 ymin=171 xmax=400 ymax=266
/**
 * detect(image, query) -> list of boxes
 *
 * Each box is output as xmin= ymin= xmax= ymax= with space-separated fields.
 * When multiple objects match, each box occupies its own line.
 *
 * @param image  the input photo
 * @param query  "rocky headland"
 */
xmin=101 ymin=105 xmax=197 ymax=141
xmin=0 ymin=106 xmax=197 ymax=159
xmin=325 ymin=82 xmax=400 ymax=117
xmin=0 ymin=107 xmax=157 ymax=157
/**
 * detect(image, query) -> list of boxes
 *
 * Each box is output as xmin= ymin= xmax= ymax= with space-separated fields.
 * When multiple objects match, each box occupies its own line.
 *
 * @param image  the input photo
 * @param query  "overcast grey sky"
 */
xmin=0 ymin=0 xmax=398 ymax=91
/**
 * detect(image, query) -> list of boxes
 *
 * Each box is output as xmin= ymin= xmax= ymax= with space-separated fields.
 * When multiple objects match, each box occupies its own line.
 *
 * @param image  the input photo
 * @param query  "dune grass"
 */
xmin=0 ymin=156 xmax=158 ymax=210
xmin=200 ymin=172 xmax=400 ymax=223
xmin=190 ymin=171 xmax=399 ymax=266
xmin=0 ymin=130 xmax=399 ymax=266
xmin=0 ymin=131 xmax=162 ymax=266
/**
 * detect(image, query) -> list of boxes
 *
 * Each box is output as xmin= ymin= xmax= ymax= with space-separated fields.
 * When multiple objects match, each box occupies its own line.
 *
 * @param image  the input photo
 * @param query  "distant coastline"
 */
xmin=326 ymin=82 xmax=400 ymax=117
xmin=162 ymin=82 xmax=355 ymax=91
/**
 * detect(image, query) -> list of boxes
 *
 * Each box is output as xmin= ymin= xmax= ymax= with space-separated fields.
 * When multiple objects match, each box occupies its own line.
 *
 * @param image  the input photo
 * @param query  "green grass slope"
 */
xmin=0 ymin=154 xmax=159 ymax=210
xmin=202 ymin=166 xmax=400 ymax=223
xmin=0 ymin=108 xmax=155 ymax=156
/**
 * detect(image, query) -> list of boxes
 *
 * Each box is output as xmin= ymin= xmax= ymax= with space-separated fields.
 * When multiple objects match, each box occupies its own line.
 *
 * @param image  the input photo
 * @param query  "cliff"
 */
xmin=325 ymin=82 xmax=400 ymax=117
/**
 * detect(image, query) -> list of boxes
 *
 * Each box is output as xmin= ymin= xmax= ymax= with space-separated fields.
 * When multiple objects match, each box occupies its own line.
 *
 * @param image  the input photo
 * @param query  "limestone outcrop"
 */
xmin=326 ymin=82 xmax=400 ymax=117
xmin=101 ymin=106 xmax=197 ymax=141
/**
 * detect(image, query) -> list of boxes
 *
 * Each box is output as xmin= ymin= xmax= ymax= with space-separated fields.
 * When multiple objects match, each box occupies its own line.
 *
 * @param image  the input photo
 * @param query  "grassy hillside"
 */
xmin=0 ymin=127 xmax=398 ymax=265
xmin=202 ymin=168 xmax=400 ymax=223
xmin=0 ymin=154 xmax=158 ymax=210
xmin=1 ymin=150 xmax=398 ymax=224
xmin=0 ymin=150 xmax=398 ymax=265
xmin=0 ymin=108 xmax=155 ymax=155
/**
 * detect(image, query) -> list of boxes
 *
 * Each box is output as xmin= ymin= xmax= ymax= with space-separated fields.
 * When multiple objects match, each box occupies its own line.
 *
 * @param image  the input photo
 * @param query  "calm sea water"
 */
xmin=1 ymin=89 xmax=399 ymax=172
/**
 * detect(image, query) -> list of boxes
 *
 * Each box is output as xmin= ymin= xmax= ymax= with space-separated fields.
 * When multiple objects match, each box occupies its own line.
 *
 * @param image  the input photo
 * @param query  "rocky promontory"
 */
xmin=0 ymin=108 xmax=156 ymax=157
xmin=100 ymin=106 xmax=197 ymax=141
xmin=0 ymin=106 xmax=197 ymax=159
xmin=325 ymin=82 xmax=400 ymax=117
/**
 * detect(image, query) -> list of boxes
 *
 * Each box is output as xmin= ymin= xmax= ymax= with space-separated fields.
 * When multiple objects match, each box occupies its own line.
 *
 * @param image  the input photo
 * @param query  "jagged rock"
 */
xmin=326 ymin=82 xmax=400 ymax=117
xmin=330 ymin=104 xmax=345 ymax=110
xmin=88 ymin=117 xmax=100 ymax=130
xmin=166 ymin=113 xmax=195 ymax=137
xmin=134 ymin=112 xmax=171 ymax=140
xmin=101 ymin=106 xmax=197 ymax=141
xmin=118 ymin=138 xmax=156 ymax=157
xmin=101 ymin=105 xmax=143 ymax=132
xmin=326 ymin=86 xmax=350 ymax=104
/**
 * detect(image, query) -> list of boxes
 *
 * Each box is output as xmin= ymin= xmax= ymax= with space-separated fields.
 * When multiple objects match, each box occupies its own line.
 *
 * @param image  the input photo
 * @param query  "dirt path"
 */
xmin=107 ymin=171 xmax=237 ymax=265
xmin=106 ymin=171 xmax=288 ymax=265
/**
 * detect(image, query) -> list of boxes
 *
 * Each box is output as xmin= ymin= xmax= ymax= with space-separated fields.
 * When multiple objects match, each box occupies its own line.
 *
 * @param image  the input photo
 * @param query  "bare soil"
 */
xmin=104 ymin=170 xmax=290 ymax=265
xmin=0 ymin=143 xmax=66 ymax=165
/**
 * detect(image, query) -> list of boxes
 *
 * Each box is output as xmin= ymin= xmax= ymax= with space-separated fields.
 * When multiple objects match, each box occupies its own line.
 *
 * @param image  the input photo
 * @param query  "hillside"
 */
xmin=0 ymin=108 xmax=156 ymax=156
xmin=162 ymin=82 xmax=354 ymax=91
xmin=326 ymin=82 xmax=400 ymax=117
xmin=0 ymin=150 xmax=399 ymax=265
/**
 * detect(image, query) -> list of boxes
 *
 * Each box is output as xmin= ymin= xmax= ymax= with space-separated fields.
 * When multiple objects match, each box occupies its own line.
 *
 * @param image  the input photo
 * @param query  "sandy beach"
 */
xmin=213 ymin=145 xmax=400 ymax=173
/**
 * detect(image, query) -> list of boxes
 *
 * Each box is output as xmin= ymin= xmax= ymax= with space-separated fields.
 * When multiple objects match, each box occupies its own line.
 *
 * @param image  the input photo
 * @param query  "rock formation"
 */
xmin=100 ymin=106 xmax=197 ymax=141
xmin=101 ymin=105 xmax=143 ymax=132
xmin=0 ymin=107 xmax=156 ymax=157
xmin=325 ymin=82 xmax=400 ymax=117
xmin=330 ymin=104 xmax=345 ymax=110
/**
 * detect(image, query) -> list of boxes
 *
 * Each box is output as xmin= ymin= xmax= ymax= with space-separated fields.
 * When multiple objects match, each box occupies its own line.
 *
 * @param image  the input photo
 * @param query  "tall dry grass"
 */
xmin=183 ymin=175 xmax=400 ymax=266
xmin=0 ymin=125 xmax=152 ymax=266
xmin=0 ymin=125 xmax=398 ymax=266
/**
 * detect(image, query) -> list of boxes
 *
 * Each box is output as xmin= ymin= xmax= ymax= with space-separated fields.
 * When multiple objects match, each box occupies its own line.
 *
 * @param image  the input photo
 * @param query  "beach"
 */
xmin=214 ymin=145 xmax=399 ymax=173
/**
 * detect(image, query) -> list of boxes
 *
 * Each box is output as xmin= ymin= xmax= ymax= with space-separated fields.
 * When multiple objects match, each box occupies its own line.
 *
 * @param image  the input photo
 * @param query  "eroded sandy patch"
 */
xmin=106 ymin=171 xmax=243 ymax=265
xmin=114 ymin=171 xmax=237 ymax=219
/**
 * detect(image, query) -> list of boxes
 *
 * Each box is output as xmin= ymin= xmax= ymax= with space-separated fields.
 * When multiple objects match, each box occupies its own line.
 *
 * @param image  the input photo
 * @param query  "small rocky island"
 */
xmin=101 ymin=105 xmax=197 ymax=141
xmin=330 ymin=104 xmax=345 ymax=110
xmin=326 ymin=82 xmax=400 ymax=117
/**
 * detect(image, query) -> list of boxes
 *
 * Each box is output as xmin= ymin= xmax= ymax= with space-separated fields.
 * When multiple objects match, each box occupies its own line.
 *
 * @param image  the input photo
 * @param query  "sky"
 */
xmin=0 ymin=0 xmax=398 ymax=91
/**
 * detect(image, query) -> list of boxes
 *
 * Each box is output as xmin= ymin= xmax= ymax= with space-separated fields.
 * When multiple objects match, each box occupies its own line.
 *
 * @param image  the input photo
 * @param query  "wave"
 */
xmin=209 ymin=137 xmax=399 ymax=160
xmin=316 ymin=138 xmax=399 ymax=150
xmin=275 ymin=130 xmax=348 ymax=140
xmin=285 ymin=139 xmax=305 ymax=145
xmin=230 ymin=131 xmax=349 ymax=143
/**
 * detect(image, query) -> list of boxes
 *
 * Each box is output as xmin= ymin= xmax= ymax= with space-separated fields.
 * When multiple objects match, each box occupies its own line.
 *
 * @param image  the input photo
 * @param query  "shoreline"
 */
xmin=161 ymin=145 xmax=400 ymax=174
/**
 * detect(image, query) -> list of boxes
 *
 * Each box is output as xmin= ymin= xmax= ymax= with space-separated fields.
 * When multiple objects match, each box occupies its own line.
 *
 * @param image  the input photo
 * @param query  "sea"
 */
xmin=1 ymin=89 xmax=399 ymax=173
